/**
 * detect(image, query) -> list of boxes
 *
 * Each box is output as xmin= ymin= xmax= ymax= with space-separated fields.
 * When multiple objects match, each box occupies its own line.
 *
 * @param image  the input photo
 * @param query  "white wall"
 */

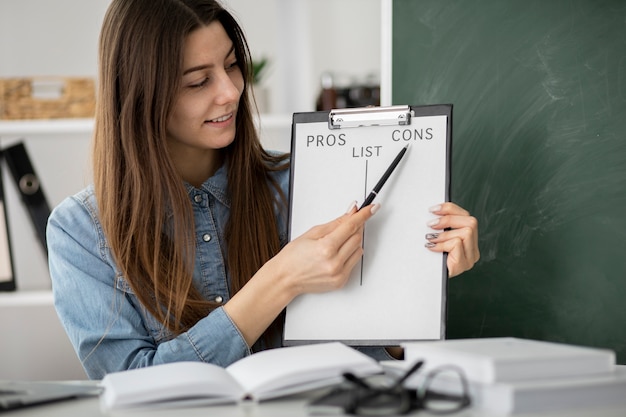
xmin=225 ymin=0 xmax=381 ymax=113
xmin=0 ymin=291 xmax=87 ymax=380
xmin=0 ymin=0 xmax=381 ymax=114
xmin=0 ymin=0 xmax=109 ymax=77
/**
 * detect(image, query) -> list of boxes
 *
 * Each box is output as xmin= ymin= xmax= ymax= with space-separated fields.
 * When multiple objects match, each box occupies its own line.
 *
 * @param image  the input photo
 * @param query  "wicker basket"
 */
xmin=0 ymin=77 xmax=95 ymax=120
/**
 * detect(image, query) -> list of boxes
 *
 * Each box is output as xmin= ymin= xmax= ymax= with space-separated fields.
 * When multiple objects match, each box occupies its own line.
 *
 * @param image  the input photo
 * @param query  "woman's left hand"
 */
xmin=425 ymin=202 xmax=480 ymax=277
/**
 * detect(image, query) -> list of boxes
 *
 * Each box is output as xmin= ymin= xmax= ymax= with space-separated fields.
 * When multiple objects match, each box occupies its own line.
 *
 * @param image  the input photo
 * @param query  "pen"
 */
xmin=359 ymin=144 xmax=409 ymax=210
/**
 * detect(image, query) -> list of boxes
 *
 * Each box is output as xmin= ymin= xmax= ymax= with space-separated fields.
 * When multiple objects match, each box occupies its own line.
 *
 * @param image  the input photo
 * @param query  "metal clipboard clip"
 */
xmin=328 ymin=105 xmax=411 ymax=129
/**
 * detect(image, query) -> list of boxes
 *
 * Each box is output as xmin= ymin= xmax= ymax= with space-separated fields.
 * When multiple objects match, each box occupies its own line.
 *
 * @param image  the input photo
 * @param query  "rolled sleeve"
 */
xmin=183 ymin=307 xmax=251 ymax=365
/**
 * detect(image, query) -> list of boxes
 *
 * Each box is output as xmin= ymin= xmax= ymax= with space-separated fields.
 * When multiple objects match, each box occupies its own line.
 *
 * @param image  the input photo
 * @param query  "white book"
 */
xmin=100 ymin=342 xmax=382 ymax=411
xmin=401 ymin=337 xmax=615 ymax=384
xmin=382 ymin=361 xmax=626 ymax=415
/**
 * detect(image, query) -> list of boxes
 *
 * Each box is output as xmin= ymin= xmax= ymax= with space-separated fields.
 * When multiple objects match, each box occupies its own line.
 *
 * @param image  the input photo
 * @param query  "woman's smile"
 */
xmin=205 ymin=111 xmax=235 ymax=126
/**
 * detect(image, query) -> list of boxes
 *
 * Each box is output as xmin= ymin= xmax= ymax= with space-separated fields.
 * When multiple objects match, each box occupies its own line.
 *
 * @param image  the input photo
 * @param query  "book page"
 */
xmin=226 ymin=342 xmax=381 ymax=399
xmin=100 ymin=362 xmax=244 ymax=410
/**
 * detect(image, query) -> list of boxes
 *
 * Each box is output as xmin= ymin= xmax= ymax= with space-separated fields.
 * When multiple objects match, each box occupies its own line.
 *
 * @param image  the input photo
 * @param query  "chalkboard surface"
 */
xmin=392 ymin=0 xmax=626 ymax=363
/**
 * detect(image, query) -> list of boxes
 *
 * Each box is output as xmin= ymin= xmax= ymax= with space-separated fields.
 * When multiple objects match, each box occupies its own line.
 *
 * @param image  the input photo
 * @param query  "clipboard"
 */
xmin=0 ymin=155 xmax=16 ymax=291
xmin=284 ymin=104 xmax=452 ymax=346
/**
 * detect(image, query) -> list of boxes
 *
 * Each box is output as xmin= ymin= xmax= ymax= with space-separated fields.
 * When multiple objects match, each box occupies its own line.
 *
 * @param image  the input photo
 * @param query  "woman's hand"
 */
xmin=226 ymin=202 xmax=377 ymax=346
xmin=424 ymin=202 xmax=480 ymax=277
xmin=272 ymin=202 xmax=378 ymax=298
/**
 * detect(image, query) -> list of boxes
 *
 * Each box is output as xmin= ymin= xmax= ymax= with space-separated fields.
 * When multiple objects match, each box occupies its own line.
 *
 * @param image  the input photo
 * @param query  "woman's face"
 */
xmin=166 ymin=21 xmax=244 ymax=171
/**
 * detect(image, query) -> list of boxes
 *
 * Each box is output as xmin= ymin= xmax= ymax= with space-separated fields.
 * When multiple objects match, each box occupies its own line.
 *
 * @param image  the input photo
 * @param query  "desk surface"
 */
xmin=4 ymin=390 xmax=626 ymax=417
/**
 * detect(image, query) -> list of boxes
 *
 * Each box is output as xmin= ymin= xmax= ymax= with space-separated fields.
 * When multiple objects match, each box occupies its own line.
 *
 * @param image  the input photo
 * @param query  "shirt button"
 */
xmin=214 ymin=296 xmax=223 ymax=303
xmin=202 ymin=233 xmax=211 ymax=242
xmin=194 ymin=194 xmax=202 ymax=203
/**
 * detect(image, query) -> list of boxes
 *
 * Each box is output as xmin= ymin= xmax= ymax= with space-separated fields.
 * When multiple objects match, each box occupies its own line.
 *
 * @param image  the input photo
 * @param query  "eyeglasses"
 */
xmin=310 ymin=360 xmax=471 ymax=416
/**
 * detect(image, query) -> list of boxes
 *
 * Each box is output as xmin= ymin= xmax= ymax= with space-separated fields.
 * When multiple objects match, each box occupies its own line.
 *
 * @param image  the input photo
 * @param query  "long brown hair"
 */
xmin=94 ymin=0 xmax=288 ymax=338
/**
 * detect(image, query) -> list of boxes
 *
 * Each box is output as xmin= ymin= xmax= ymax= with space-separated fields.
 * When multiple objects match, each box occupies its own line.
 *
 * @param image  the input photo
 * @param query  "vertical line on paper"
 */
xmin=360 ymin=159 xmax=369 ymax=286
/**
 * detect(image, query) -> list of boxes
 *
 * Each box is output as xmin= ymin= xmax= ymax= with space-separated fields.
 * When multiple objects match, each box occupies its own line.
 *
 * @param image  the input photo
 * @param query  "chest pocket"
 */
xmin=115 ymin=275 xmax=175 ymax=344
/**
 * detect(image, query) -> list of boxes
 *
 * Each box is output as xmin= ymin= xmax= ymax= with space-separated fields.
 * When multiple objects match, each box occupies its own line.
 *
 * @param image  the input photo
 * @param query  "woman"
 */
xmin=47 ymin=0 xmax=479 ymax=380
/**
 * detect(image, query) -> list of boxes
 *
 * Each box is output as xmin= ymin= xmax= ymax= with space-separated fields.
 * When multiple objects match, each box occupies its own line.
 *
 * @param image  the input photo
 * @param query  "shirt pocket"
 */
xmin=115 ymin=275 xmax=174 ymax=344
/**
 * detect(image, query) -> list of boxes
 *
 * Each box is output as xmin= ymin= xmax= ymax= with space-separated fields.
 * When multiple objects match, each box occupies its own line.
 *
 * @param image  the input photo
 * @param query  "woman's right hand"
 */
xmin=272 ymin=202 xmax=379 ymax=298
xmin=224 ymin=202 xmax=378 ymax=346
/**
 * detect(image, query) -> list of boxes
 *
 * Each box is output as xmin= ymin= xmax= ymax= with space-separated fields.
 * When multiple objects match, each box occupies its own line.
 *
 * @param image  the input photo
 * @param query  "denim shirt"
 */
xmin=48 ymin=160 xmax=392 ymax=380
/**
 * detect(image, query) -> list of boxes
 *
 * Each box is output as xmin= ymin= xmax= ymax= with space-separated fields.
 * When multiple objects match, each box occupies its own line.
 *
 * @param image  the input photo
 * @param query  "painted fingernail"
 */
xmin=345 ymin=201 xmax=357 ymax=213
xmin=370 ymin=203 xmax=381 ymax=215
xmin=426 ymin=233 xmax=439 ymax=240
xmin=427 ymin=218 xmax=440 ymax=227
xmin=429 ymin=204 xmax=442 ymax=213
xmin=425 ymin=242 xmax=436 ymax=248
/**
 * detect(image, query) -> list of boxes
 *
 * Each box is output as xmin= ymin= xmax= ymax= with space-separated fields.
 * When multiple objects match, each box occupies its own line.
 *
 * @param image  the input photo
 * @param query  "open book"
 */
xmin=100 ymin=342 xmax=382 ymax=410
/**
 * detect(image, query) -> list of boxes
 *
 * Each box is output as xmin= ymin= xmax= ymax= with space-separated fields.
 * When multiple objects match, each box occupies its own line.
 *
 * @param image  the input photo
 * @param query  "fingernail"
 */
xmin=425 ymin=242 xmax=436 ymax=248
xmin=370 ymin=203 xmax=381 ymax=215
xmin=429 ymin=204 xmax=442 ymax=213
xmin=427 ymin=218 xmax=440 ymax=227
xmin=426 ymin=233 xmax=439 ymax=240
xmin=345 ymin=201 xmax=357 ymax=213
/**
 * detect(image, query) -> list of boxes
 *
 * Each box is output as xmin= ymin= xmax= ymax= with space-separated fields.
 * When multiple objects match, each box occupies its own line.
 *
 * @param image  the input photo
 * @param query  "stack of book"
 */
xmin=382 ymin=337 xmax=626 ymax=415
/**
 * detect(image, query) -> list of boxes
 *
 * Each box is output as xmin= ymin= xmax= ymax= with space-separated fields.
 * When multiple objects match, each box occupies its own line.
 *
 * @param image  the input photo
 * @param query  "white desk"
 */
xmin=3 ymin=388 xmax=626 ymax=417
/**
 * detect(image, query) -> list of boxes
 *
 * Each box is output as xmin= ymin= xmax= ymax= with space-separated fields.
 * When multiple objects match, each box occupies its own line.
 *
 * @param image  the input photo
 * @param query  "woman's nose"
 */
xmin=214 ymin=71 xmax=242 ymax=105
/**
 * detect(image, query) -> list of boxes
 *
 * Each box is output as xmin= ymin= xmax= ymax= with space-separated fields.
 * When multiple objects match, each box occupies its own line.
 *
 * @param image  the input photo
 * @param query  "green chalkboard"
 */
xmin=393 ymin=0 xmax=626 ymax=363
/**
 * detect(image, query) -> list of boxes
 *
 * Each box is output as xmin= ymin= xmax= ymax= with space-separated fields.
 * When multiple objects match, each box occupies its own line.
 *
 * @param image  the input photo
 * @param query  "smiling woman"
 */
xmin=44 ymin=0 xmax=478 ymax=380
xmin=45 ymin=0 xmax=386 ymax=380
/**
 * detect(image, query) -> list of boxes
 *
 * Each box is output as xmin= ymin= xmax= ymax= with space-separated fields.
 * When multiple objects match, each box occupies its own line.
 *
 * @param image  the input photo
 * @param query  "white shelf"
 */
xmin=0 ymin=116 xmax=291 ymax=136
xmin=0 ymin=118 xmax=94 ymax=135
xmin=0 ymin=289 xmax=53 ymax=306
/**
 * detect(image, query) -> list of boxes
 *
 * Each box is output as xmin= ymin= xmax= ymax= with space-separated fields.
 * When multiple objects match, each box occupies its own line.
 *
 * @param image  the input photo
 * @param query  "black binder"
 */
xmin=0 ymin=157 xmax=16 ymax=291
xmin=1 ymin=142 xmax=51 ymax=256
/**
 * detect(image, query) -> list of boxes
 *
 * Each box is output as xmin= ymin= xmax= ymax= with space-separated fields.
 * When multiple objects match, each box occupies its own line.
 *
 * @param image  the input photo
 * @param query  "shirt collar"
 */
xmin=183 ymin=162 xmax=231 ymax=208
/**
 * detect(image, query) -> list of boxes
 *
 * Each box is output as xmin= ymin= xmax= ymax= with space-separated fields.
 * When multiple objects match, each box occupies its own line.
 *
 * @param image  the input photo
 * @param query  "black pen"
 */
xmin=359 ymin=144 xmax=409 ymax=210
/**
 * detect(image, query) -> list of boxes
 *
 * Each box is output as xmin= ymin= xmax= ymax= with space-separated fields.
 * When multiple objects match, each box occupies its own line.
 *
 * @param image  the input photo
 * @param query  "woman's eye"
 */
xmin=226 ymin=61 xmax=238 ymax=71
xmin=190 ymin=78 xmax=209 ymax=88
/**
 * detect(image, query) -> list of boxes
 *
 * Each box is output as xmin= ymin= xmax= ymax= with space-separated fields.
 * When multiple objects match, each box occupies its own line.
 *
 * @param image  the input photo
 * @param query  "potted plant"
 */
xmin=251 ymin=57 xmax=270 ymax=114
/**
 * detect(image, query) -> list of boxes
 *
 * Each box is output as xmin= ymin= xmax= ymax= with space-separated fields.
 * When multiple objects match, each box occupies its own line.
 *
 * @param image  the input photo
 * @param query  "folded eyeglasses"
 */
xmin=310 ymin=360 xmax=471 ymax=416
